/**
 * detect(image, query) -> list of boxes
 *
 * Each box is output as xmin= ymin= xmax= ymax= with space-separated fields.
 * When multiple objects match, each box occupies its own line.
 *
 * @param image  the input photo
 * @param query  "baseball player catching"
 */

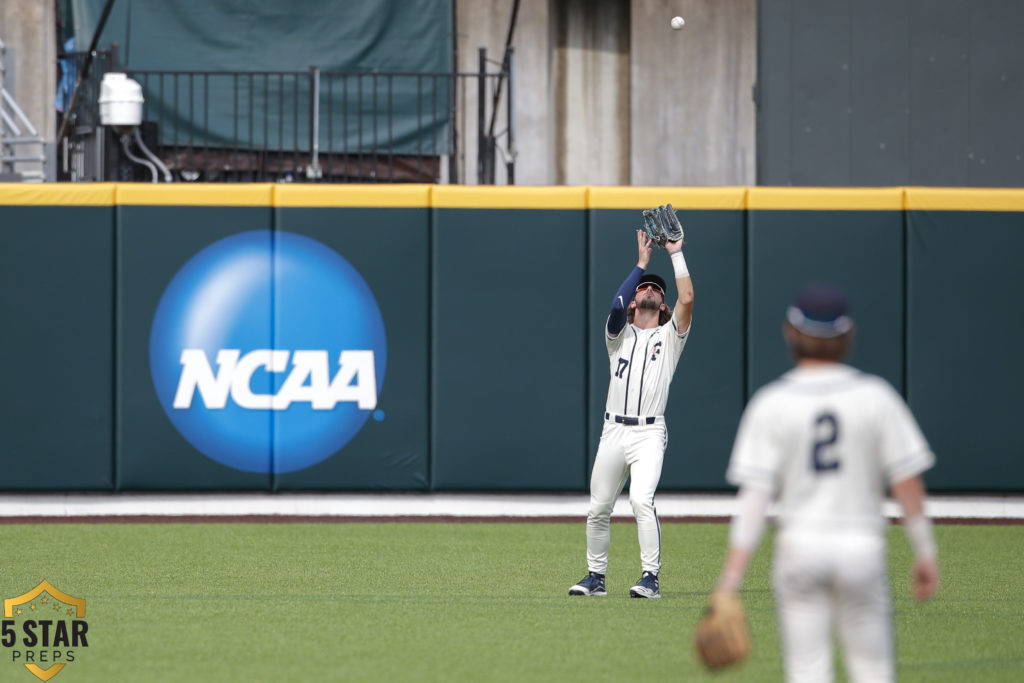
xmin=569 ymin=223 xmax=694 ymax=599
xmin=705 ymin=284 xmax=939 ymax=680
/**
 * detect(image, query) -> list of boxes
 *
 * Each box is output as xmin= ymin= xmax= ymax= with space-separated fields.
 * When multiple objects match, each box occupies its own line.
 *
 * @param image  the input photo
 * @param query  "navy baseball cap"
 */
xmin=635 ymin=273 xmax=667 ymax=297
xmin=786 ymin=284 xmax=853 ymax=338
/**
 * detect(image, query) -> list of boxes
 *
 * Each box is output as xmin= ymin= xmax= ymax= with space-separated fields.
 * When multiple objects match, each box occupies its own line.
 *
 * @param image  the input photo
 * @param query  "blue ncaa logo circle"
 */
xmin=150 ymin=230 xmax=387 ymax=473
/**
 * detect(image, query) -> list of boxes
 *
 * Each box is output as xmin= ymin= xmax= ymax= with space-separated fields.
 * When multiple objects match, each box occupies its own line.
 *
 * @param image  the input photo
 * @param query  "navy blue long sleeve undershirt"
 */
xmin=607 ymin=266 xmax=644 ymax=336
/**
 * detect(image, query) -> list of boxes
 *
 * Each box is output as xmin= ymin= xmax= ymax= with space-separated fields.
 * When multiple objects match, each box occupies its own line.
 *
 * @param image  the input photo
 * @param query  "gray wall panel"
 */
xmin=908 ymin=0 xmax=970 ymax=186
xmin=759 ymin=0 xmax=1024 ymax=187
xmin=789 ymin=0 xmax=851 ymax=185
xmin=966 ymin=1 xmax=1024 ymax=186
xmin=850 ymin=0 xmax=911 ymax=184
xmin=756 ymin=0 xmax=792 ymax=184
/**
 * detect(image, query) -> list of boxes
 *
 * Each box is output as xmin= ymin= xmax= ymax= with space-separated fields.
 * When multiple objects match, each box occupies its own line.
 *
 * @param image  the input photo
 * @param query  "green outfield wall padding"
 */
xmin=1 ymin=185 xmax=1023 ymax=493
xmin=431 ymin=208 xmax=588 ymax=490
xmin=272 ymin=207 xmax=430 ymax=491
xmin=116 ymin=205 xmax=276 ymax=490
xmin=906 ymin=210 xmax=1024 ymax=491
xmin=747 ymin=209 xmax=905 ymax=396
xmin=0 ymin=206 xmax=115 ymax=489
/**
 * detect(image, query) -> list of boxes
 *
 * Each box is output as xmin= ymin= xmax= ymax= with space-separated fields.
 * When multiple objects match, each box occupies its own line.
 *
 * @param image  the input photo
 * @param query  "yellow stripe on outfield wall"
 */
xmin=273 ymin=184 xmax=431 ymax=208
xmin=3 ymin=184 xmax=1024 ymax=212
xmin=430 ymin=185 xmax=588 ymax=209
xmin=587 ymin=186 xmax=747 ymax=210
xmin=115 ymin=183 xmax=273 ymax=205
xmin=0 ymin=183 xmax=117 ymax=205
xmin=746 ymin=187 xmax=905 ymax=210
xmin=903 ymin=187 xmax=1024 ymax=212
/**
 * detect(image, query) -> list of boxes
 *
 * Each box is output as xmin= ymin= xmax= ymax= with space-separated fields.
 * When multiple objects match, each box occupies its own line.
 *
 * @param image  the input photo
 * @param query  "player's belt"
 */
xmin=605 ymin=412 xmax=658 ymax=426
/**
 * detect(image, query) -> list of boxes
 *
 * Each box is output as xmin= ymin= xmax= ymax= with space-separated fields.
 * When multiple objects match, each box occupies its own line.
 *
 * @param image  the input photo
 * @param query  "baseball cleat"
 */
xmin=629 ymin=571 xmax=661 ymax=599
xmin=568 ymin=572 xmax=607 ymax=596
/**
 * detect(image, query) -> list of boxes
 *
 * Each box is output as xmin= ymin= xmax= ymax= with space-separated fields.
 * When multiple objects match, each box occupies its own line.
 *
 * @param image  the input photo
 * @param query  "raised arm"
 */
xmin=606 ymin=231 xmax=653 ymax=337
xmin=665 ymin=239 xmax=694 ymax=332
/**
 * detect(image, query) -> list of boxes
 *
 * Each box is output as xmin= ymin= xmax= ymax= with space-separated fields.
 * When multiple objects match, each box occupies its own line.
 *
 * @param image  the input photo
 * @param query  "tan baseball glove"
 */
xmin=694 ymin=590 xmax=751 ymax=669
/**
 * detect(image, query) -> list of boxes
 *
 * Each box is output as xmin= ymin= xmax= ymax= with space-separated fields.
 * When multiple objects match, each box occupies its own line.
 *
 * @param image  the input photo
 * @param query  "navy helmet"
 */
xmin=635 ymin=273 xmax=667 ymax=298
xmin=786 ymin=284 xmax=853 ymax=338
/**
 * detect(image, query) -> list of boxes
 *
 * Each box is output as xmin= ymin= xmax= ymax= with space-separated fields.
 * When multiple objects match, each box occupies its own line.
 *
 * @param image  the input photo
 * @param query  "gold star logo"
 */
xmin=4 ymin=579 xmax=86 ymax=619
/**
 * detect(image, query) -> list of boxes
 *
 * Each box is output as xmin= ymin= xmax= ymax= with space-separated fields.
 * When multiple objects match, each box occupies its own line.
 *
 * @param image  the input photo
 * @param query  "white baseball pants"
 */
xmin=773 ymin=529 xmax=894 ymax=683
xmin=585 ymin=420 xmax=666 ymax=575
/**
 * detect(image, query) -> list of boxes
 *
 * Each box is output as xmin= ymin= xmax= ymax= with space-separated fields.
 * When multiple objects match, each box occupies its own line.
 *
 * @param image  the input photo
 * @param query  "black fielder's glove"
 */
xmin=640 ymin=204 xmax=685 ymax=249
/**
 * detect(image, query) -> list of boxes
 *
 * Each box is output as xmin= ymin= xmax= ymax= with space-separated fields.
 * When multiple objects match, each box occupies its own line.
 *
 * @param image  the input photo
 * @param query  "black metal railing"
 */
xmin=55 ymin=48 xmax=118 ymax=182
xmin=56 ymin=47 xmax=514 ymax=184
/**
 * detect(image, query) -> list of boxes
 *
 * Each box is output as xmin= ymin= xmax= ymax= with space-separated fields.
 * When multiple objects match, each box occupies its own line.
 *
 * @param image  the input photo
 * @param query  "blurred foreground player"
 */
xmin=704 ymin=284 xmax=939 ymax=681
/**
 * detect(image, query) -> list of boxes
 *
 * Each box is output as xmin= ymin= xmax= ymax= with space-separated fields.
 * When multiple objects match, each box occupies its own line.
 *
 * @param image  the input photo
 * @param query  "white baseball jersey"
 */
xmin=727 ymin=364 xmax=934 ymax=534
xmin=605 ymin=318 xmax=689 ymax=417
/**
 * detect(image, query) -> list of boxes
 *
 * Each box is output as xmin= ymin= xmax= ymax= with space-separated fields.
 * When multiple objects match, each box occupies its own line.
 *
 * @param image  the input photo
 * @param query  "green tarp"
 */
xmin=72 ymin=0 xmax=453 ymax=154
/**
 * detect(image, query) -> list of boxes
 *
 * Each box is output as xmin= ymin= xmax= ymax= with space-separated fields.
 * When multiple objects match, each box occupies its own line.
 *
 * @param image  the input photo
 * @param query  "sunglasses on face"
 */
xmin=635 ymin=282 xmax=665 ymax=296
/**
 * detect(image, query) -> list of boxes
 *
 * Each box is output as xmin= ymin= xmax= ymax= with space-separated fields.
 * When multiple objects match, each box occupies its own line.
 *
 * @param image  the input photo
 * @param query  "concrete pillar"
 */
xmin=553 ymin=0 xmax=631 ymax=185
xmin=0 ymin=0 xmax=57 ymax=143
xmin=455 ymin=0 xmax=554 ymax=185
xmin=458 ymin=0 xmax=755 ymax=187
xmin=0 ymin=0 xmax=56 ymax=180
xmin=630 ymin=0 xmax=756 ymax=186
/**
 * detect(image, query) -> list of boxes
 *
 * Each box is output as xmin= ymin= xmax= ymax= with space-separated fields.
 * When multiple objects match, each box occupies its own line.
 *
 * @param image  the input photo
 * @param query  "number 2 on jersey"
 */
xmin=811 ymin=412 xmax=840 ymax=472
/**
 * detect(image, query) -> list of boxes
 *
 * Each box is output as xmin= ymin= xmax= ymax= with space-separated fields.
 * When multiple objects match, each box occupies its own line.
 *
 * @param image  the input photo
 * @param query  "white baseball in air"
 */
xmin=670 ymin=16 xmax=686 ymax=30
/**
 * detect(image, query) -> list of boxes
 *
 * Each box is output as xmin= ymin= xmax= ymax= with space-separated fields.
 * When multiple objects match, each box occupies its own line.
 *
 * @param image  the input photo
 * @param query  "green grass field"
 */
xmin=0 ymin=521 xmax=1021 ymax=682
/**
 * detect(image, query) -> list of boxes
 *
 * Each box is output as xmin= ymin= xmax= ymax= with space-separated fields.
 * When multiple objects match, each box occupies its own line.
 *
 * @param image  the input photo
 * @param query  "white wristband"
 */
xmin=904 ymin=515 xmax=937 ymax=560
xmin=670 ymin=249 xmax=689 ymax=279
